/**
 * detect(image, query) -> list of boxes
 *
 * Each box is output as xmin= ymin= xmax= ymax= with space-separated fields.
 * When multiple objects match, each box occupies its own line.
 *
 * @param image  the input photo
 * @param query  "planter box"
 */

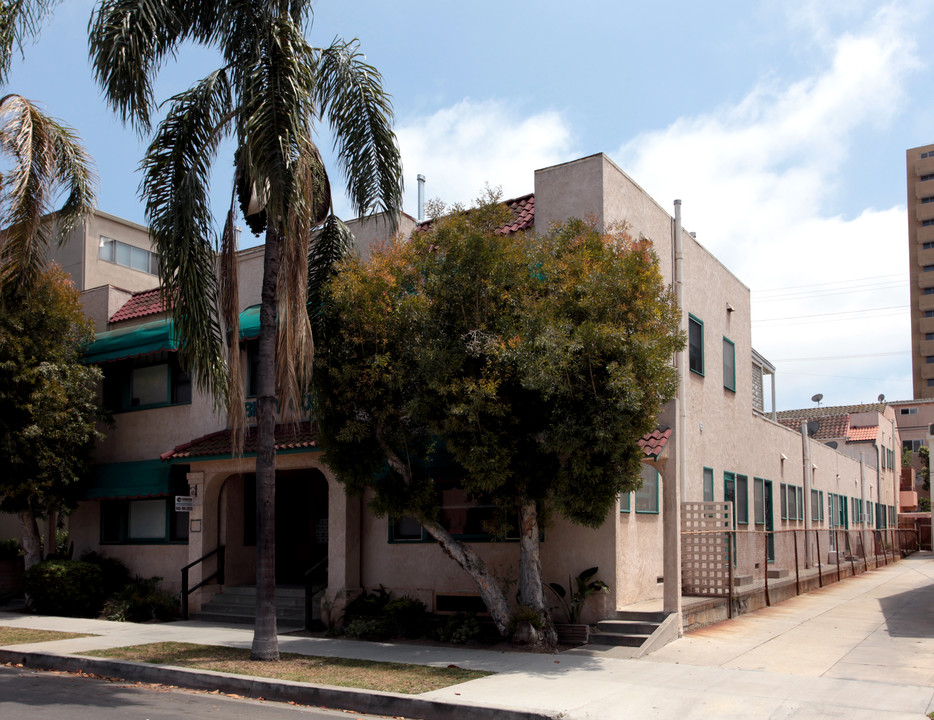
xmin=0 ymin=558 xmax=24 ymax=597
xmin=554 ymin=623 xmax=589 ymax=645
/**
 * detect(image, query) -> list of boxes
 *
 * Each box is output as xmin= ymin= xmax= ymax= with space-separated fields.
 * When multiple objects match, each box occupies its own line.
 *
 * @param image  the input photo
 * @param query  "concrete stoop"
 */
xmin=197 ymin=585 xmax=308 ymax=627
xmin=586 ymin=610 xmax=678 ymax=657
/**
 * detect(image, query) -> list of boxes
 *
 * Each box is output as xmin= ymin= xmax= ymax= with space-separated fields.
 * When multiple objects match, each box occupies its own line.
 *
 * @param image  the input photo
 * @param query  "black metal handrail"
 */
xmin=304 ymin=557 xmax=328 ymax=630
xmin=180 ymin=545 xmax=225 ymax=620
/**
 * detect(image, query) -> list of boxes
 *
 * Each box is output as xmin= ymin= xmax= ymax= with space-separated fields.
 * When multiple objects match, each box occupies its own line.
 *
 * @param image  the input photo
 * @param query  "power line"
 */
xmin=753 ymin=304 xmax=909 ymax=324
xmin=772 ymin=351 xmax=910 ymax=362
xmin=753 ymin=273 xmax=907 ymax=294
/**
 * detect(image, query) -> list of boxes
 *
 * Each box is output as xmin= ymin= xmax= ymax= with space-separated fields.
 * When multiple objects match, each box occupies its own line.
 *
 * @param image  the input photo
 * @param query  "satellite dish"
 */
xmin=878 ymin=393 xmax=885 ymax=403
xmin=826 ymin=441 xmax=838 ymax=449
xmin=807 ymin=420 xmax=820 ymax=437
xmin=811 ymin=393 xmax=823 ymax=403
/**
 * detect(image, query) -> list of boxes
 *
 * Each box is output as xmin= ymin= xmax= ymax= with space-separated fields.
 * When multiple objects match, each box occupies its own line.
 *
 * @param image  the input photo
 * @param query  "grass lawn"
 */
xmin=0 ymin=627 xmax=92 ymax=645
xmin=83 ymin=641 xmax=492 ymax=694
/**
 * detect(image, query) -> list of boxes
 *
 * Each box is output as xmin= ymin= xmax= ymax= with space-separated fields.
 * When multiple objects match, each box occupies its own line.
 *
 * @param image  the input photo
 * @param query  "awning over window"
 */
xmin=83 ymin=459 xmax=174 ymax=500
xmin=238 ymin=305 xmax=261 ymax=341
xmin=85 ymin=319 xmax=177 ymax=364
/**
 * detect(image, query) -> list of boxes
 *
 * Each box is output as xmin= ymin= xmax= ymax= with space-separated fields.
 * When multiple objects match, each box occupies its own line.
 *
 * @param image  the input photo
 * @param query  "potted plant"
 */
xmin=546 ymin=566 xmax=609 ymax=644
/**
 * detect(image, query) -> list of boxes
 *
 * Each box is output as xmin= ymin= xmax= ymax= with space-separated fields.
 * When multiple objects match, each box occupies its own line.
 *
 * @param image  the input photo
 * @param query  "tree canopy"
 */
xmin=315 ymin=195 xmax=683 ymax=644
xmin=0 ymin=265 xmax=104 ymax=567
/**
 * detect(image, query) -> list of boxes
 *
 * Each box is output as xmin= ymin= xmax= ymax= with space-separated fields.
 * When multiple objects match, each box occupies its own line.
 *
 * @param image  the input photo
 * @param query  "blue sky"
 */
xmin=7 ymin=0 xmax=933 ymax=410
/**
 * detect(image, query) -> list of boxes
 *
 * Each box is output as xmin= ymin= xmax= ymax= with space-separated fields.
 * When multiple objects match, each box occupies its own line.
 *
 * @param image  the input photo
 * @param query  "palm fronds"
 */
xmin=0 ymin=94 xmax=96 ymax=291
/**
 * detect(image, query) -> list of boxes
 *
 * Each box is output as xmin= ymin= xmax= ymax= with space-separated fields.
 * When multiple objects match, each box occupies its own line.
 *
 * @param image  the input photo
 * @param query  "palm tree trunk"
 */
xmin=517 ymin=500 xmax=557 ymax=649
xmin=251 ymin=224 xmax=281 ymax=661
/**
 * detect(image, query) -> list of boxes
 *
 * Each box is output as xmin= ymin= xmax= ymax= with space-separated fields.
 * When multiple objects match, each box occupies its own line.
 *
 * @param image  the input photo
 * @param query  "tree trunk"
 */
xmin=516 ymin=500 xmax=557 ymax=650
xmin=251 ymin=224 xmax=281 ymax=661
xmin=19 ymin=507 xmax=42 ymax=570
xmin=420 ymin=518 xmax=512 ymax=637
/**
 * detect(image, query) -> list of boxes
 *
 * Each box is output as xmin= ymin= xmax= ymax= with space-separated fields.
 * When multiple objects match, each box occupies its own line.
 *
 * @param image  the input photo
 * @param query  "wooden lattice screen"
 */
xmin=681 ymin=501 xmax=733 ymax=596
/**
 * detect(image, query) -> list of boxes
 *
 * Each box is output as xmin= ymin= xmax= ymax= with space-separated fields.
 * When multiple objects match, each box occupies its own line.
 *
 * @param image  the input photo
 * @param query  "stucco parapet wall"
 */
xmin=534 ymin=153 xmax=750 ymax=292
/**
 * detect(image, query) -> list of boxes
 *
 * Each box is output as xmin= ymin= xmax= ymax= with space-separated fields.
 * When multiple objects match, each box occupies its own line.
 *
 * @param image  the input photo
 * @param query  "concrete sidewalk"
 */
xmin=2 ymin=552 xmax=934 ymax=719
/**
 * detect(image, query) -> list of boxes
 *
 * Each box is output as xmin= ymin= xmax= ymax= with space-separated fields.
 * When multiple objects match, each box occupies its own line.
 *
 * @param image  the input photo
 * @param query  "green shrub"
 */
xmin=24 ymin=560 xmax=104 ymax=617
xmin=344 ymin=585 xmax=391 ymax=621
xmin=432 ymin=613 xmax=482 ymax=644
xmin=79 ymin=551 xmax=131 ymax=598
xmin=0 ymin=538 xmax=21 ymax=561
xmin=344 ymin=617 xmax=392 ymax=641
xmin=384 ymin=596 xmax=428 ymax=638
xmin=103 ymin=576 xmax=178 ymax=622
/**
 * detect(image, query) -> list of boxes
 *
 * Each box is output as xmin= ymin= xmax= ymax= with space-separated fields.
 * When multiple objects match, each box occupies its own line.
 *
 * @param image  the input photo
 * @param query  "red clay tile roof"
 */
xmin=775 ymin=403 xmax=887 ymax=420
xmin=639 ymin=426 xmax=672 ymax=459
xmin=497 ymin=194 xmax=535 ymax=235
xmin=110 ymin=287 xmax=172 ymax=323
xmin=415 ymin=193 xmax=535 ymax=236
xmin=847 ymin=425 xmax=878 ymax=442
xmin=778 ymin=414 xmax=849 ymax=439
xmin=162 ymin=421 xmax=318 ymax=461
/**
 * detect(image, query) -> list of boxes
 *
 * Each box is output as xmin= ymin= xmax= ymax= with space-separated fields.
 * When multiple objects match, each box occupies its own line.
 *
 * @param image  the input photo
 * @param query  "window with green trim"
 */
xmin=723 ymin=337 xmax=736 ymax=392
xmin=811 ymin=489 xmax=820 ymax=522
xmin=620 ymin=492 xmax=630 ymax=513
xmin=753 ymin=477 xmax=764 ymax=524
xmin=688 ymin=315 xmax=704 ymax=376
xmin=724 ymin=472 xmax=735 ymax=518
xmin=101 ymin=351 xmax=192 ymax=413
xmin=634 ymin=465 xmax=659 ymax=513
xmin=796 ymin=486 xmax=803 ymax=521
xmin=736 ymin=475 xmax=749 ymax=524
xmin=388 ymin=482 xmax=520 ymax=542
xmin=780 ymin=482 xmax=787 ymax=519
xmin=101 ymin=498 xmax=189 ymax=544
xmin=703 ymin=467 xmax=714 ymax=502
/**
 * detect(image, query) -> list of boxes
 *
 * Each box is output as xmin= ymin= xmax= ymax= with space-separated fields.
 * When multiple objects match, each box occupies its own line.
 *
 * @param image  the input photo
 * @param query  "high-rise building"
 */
xmin=907 ymin=143 xmax=934 ymax=398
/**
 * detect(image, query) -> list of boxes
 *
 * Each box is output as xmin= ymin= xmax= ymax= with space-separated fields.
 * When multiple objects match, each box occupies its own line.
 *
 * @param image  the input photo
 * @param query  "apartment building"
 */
xmin=50 ymin=153 xmax=902 ymax=628
xmin=907 ymin=143 xmax=934 ymax=399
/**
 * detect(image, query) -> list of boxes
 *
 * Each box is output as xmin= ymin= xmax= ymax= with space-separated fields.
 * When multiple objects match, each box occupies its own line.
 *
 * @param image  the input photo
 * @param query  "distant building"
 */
xmin=906 ymin=144 xmax=934 ymax=399
xmin=889 ymin=398 xmax=934 ymax=510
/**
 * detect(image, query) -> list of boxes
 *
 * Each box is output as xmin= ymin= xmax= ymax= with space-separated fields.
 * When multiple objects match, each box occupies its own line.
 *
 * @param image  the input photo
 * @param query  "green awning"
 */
xmin=238 ymin=305 xmax=261 ymax=341
xmin=85 ymin=319 xmax=177 ymax=364
xmin=83 ymin=459 xmax=173 ymax=500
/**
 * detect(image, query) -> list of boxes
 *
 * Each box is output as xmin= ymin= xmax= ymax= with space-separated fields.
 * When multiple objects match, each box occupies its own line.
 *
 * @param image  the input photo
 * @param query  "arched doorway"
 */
xmin=242 ymin=468 xmax=329 ymax=585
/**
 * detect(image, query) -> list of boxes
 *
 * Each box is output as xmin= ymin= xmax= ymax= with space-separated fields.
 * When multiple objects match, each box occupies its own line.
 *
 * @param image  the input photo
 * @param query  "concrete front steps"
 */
xmin=584 ymin=610 xmax=679 ymax=657
xmin=197 ymin=585 xmax=310 ymax=628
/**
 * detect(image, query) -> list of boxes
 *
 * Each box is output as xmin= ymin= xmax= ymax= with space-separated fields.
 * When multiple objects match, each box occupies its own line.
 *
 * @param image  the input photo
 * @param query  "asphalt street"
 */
xmin=0 ymin=666 xmax=402 ymax=720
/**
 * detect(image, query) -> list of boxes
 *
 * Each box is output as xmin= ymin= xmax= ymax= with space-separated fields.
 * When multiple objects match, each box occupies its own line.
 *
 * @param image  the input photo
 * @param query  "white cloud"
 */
xmin=616 ymin=6 xmax=917 ymax=407
xmin=393 ymin=99 xmax=575 ymax=217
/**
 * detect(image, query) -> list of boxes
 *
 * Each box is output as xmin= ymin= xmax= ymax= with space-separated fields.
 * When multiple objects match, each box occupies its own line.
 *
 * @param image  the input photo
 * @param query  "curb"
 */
xmin=0 ymin=648 xmax=555 ymax=720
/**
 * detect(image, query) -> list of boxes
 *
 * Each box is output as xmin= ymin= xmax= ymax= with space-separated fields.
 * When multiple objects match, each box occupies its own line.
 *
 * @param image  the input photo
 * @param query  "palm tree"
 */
xmin=0 ymin=1 xmax=96 ymax=291
xmin=88 ymin=2 xmax=403 ymax=660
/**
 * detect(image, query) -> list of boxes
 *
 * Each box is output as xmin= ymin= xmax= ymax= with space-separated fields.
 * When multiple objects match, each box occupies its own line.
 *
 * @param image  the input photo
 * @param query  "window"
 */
xmin=927 ymin=333 xmax=934 ymax=341
xmin=926 ymin=357 xmax=934 ymax=364
xmin=902 ymin=407 xmax=920 ymax=415
xmin=882 ymin=447 xmax=886 ymax=469
xmin=722 ymin=337 xmax=736 ymax=392
xmin=904 ymin=439 xmax=923 ymax=452
xmin=923 ymin=221 xmax=934 ymax=228
xmin=820 ymin=490 xmax=824 ymax=521
xmin=928 ymin=379 xmax=934 ymax=387
xmin=703 ymin=467 xmax=714 ymax=502
xmin=99 ymin=237 xmax=159 ymax=276
xmin=754 ymin=478 xmax=764 ymax=525
xmin=924 ymin=242 xmax=934 ymax=250
xmin=924 ymin=288 xmax=934 ymax=295
xmin=439 ymin=484 xmax=519 ymax=539
xmin=780 ymin=482 xmax=787 ymax=520
xmin=634 ymin=465 xmax=659 ymax=513
xmin=922 ymin=196 xmax=934 ymax=203
xmin=788 ymin=484 xmax=798 ymax=521
xmin=921 ymin=151 xmax=934 ymax=159
xmin=926 ymin=310 xmax=934 ymax=317
xmin=736 ymin=474 xmax=748 ymax=524
xmin=102 ymin=352 xmax=192 ymax=412
xmin=390 ymin=516 xmax=424 ymax=542
xmin=101 ymin=498 xmax=188 ymax=544
xmin=921 ymin=174 xmax=934 ymax=181
xmin=811 ymin=489 xmax=820 ymax=521
xmin=724 ymin=472 xmax=735 ymax=516
xmin=925 ymin=265 xmax=934 ymax=271
xmin=688 ymin=315 xmax=704 ymax=376
xmin=620 ymin=492 xmax=630 ymax=513
xmin=867 ymin=502 xmax=873 ymax=526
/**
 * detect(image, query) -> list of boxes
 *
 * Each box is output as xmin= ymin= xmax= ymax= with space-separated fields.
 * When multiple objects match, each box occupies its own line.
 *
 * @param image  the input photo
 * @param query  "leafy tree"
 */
xmin=315 ymin=195 xmax=683 ymax=647
xmin=89 ymin=1 xmax=402 ymax=660
xmin=0 ymin=265 xmax=104 ymax=568
xmin=918 ymin=446 xmax=930 ymax=492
